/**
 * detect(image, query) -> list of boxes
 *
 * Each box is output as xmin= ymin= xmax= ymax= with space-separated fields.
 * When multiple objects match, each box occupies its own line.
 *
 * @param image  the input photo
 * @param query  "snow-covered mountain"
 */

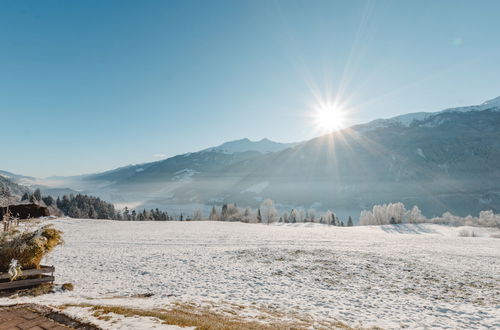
xmin=5 ymin=96 xmax=500 ymax=218
xmin=358 ymin=96 xmax=500 ymax=131
xmin=0 ymin=170 xmax=36 ymax=185
xmin=202 ymin=138 xmax=298 ymax=154
xmin=0 ymin=174 xmax=31 ymax=206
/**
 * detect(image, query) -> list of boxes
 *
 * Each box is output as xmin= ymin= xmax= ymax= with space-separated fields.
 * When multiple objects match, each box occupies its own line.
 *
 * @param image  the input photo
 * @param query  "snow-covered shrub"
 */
xmin=458 ymin=228 xmax=477 ymax=237
xmin=360 ymin=202 xmax=500 ymax=228
xmin=431 ymin=210 xmax=500 ymax=228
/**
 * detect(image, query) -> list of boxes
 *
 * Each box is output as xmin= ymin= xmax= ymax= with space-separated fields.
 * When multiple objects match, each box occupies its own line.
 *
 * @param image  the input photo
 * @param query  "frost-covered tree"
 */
xmin=323 ymin=210 xmax=334 ymax=225
xmin=225 ymin=204 xmax=241 ymax=221
xmin=209 ymin=206 xmax=219 ymax=221
xmin=242 ymin=208 xmax=256 ymax=223
xmin=298 ymin=209 xmax=306 ymax=223
xmin=477 ymin=210 xmax=500 ymax=228
xmin=193 ymin=209 xmax=203 ymax=220
xmin=260 ymin=199 xmax=278 ymax=224
xmin=308 ymin=208 xmax=316 ymax=223
xmin=430 ymin=210 xmax=500 ymax=228
xmin=347 ymin=216 xmax=353 ymax=226
xmin=359 ymin=202 xmax=406 ymax=225
xmin=405 ymin=205 xmax=425 ymax=223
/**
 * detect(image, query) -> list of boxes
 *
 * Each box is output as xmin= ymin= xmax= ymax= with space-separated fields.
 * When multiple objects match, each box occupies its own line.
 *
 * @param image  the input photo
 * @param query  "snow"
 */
xmin=172 ymin=169 xmax=199 ymax=182
xmin=2 ymin=219 xmax=499 ymax=329
xmin=358 ymin=95 xmax=500 ymax=132
xmin=241 ymin=181 xmax=269 ymax=194
xmin=416 ymin=148 xmax=426 ymax=159
xmin=480 ymin=96 xmax=500 ymax=108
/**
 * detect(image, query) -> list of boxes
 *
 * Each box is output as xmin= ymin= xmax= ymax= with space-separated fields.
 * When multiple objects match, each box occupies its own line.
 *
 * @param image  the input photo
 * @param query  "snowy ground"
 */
xmin=1 ymin=219 xmax=499 ymax=329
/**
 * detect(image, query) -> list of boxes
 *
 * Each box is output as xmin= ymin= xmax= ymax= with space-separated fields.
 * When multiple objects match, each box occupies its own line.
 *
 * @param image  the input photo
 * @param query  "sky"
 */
xmin=1 ymin=0 xmax=499 ymax=177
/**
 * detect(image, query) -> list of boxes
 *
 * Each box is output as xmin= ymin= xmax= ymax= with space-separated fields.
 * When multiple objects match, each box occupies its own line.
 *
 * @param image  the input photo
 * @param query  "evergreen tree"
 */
xmin=347 ymin=216 xmax=353 ymax=226
xmin=257 ymin=208 xmax=262 ymax=223
xmin=42 ymin=195 xmax=54 ymax=206
xmin=123 ymin=207 xmax=130 ymax=220
xmin=221 ymin=204 xmax=228 ymax=221
xmin=21 ymin=192 xmax=30 ymax=201
xmin=33 ymin=188 xmax=42 ymax=201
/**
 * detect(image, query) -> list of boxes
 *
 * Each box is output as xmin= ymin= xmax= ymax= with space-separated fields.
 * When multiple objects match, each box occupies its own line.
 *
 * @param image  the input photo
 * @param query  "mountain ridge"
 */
xmin=3 ymin=96 xmax=500 ymax=218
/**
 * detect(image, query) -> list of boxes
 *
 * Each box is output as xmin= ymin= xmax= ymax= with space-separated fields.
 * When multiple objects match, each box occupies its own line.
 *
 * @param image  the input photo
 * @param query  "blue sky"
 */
xmin=1 ymin=0 xmax=499 ymax=177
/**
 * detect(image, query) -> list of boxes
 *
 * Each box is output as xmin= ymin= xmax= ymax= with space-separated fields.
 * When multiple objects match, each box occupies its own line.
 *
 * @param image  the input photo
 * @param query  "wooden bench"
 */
xmin=0 ymin=265 xmax=55 ymax=291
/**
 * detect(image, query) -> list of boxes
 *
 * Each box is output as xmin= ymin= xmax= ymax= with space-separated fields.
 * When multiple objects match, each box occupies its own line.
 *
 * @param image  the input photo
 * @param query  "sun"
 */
xmin=313 ymin=104 xmax=346 ymax=133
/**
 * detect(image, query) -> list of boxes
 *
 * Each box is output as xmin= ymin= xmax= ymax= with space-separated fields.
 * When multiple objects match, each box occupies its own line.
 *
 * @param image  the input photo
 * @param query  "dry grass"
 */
xmin=0 ymin=225 xmax=63 ymax=272
xmin=62 ymin=303 xmax=356 ymax=330
xmin=61 ymin=283 xmax=74 ymax=291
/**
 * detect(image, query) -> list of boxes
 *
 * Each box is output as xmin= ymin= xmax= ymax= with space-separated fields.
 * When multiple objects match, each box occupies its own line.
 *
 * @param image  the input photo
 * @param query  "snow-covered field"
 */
xmin=2 ymin=219 xmax=499 ymax=329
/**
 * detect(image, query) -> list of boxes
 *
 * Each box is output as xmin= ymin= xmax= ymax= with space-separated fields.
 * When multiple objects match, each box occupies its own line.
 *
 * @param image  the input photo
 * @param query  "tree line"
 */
xmin=22 ymin=190 xmax=355 ymax=225
xmin=206 ymin=199 xmax=353 ymax=226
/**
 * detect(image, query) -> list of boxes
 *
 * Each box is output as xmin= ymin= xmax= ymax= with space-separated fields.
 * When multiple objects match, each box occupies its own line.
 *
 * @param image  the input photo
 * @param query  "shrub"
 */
xmin=458 ymin=229 xmax=477 ymax=237
xmin=0 ymin=225 xmax=63 ymax=272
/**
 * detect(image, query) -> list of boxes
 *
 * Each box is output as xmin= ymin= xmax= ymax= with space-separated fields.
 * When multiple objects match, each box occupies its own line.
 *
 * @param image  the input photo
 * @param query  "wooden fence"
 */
xmin=2 ymin=218 xmax=19 ymax=232
xmin=0 ymin=265 xmax=55 ymax=291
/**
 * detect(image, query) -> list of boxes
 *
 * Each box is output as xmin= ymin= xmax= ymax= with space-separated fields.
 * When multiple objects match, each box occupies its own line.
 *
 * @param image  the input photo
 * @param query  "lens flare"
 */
xmin=313 ymin=103 xmax=346 ymax=133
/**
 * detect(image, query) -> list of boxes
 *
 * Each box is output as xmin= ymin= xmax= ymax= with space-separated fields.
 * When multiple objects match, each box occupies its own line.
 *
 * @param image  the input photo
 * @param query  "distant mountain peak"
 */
xmin=202 ymin=138 xmax=298 ymax=154
xmin=481 ymin=96 xmax=500 ymax=108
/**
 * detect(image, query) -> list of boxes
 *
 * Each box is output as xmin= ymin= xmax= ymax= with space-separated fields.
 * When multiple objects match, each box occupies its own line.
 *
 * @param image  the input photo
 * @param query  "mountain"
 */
xmin=202 ymin=138 xmax=299 ymax=154
xmin=0 ymin=170 xmax=36 ymax=185
xmin=0 ymin=175 xmax=31 ymax=206
xmin=6 ymin=97 xmax=500 ymax=218
xmin=357 ymin=96 xmax=500 ymax=131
